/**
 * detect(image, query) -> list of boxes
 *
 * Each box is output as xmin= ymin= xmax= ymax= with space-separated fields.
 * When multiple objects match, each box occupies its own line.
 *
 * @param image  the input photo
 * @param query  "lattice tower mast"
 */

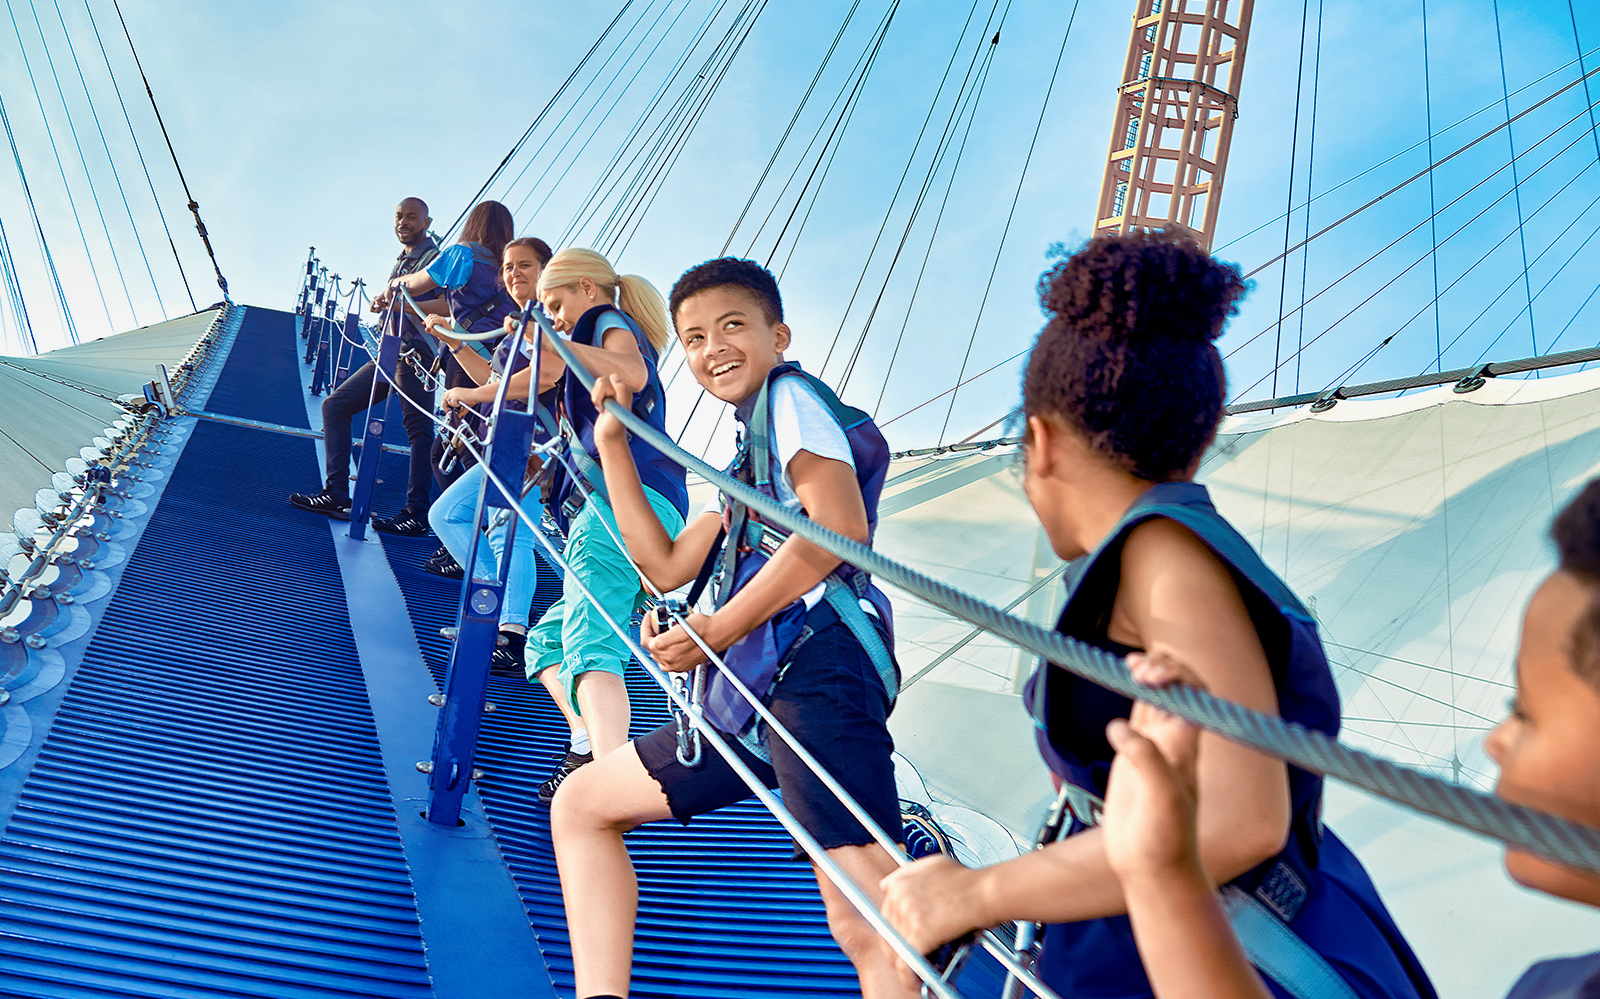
xmin=1094 ymin=0 xmax=1255 ymax=250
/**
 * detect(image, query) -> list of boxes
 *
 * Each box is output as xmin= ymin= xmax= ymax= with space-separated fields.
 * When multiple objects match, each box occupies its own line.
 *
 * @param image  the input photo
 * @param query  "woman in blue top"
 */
xmin=880 ymin=230 xmax=1434 ymax=999
xmin=526 ymin=247 xmax=689 ymax=801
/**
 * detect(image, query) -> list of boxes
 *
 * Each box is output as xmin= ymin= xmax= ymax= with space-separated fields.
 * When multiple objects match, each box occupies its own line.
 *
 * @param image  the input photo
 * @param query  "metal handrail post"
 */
xmin=426 ymin=308 xmax=537 ymax=827
xmin=333 ymin=282 xmax=363 ymax=388
xmin=303 ymin=267 xmax=326 ymax=365
xmin=310 ymin=277 xmax=338 ymax=396
xmin=295 ymin=248 xmax=315 ymax=341
xmin=347 ymin=305 xmax=401 ymax=539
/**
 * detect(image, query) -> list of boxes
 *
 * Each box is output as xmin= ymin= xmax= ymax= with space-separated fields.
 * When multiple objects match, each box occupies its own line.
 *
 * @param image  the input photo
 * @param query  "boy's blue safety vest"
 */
xmin=1023 ymin=481 xmax=1437 ymax=999
xmin=449 ymin=243 xmax=516 ymax=335
xmin=703 ymin=361 xmax=898 ymax=756
xmin=547 ymin=304 xmax=687 ymax=534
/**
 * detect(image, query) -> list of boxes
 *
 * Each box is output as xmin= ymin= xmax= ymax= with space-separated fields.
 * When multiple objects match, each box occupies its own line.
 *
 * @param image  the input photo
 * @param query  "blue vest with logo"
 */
xmin=704 ymin=361 xmax=895 ymax=738
xmin=1022 ymin=481 xmax=1436 ymax=999
xmin=550 ymin=304 xmax=687 ymax=534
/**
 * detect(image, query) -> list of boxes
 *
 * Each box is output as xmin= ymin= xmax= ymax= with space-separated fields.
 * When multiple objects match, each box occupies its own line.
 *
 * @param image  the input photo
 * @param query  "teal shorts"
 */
xmin=525 ymin=486 xmax=686 ymax=715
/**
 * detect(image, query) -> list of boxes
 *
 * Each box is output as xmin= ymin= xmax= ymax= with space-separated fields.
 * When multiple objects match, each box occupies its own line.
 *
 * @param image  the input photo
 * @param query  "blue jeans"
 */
xmin=429 ymin=464 xmax=543 ymax=629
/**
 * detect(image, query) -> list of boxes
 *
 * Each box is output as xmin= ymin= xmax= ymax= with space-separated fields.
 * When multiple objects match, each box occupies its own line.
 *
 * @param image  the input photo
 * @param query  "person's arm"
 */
xmin=590 ymin=373 xmax=722 ymax=598
xmin=424 ymin=314 xmax=493 ymax=385
xmin=881 ymin=517 xmax=1291 ymax=946
xmin=560 ymin=322 xmax=648 ymax=393
xmin=1101 ymin=653 xmax=1274 ymax=999
xmin=441 ymin=367 xmax=533 ymax=410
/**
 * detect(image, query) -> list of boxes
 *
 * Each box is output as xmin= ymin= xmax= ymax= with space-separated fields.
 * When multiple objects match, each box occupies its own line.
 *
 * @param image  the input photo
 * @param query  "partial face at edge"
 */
xmin=1485 ymin=570 xmax=1600 ymax=907
xmin=502 ymin=246 xmax=543 ymax=307
xmin=674 ymin=285 xmax=790 ymax=404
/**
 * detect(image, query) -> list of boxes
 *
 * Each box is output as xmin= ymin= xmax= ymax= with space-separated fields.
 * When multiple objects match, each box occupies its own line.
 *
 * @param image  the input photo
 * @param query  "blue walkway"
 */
xmin=0 ymin=306 xmax=925 ymax=999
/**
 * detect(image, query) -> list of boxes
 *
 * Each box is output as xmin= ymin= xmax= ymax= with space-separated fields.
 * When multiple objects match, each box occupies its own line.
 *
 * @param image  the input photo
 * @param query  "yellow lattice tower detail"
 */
xmin=1095 ymin=0 xmax=1254 ymax=249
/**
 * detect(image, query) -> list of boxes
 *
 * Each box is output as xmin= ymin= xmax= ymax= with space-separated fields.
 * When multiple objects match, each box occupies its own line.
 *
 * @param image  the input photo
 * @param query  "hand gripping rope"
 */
xmin=357 ymin=299 xmax=1060 ymax=999
xmin=532 ymin=308 xmax=1600 ymax=882
xmin=358 ymin=294 xmax=1600 ymax=998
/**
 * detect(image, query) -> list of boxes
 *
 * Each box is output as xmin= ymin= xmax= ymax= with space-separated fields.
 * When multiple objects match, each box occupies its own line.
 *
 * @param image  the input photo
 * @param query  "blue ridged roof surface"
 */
xmin=0 ymin=306 xmax=1003 ymax=998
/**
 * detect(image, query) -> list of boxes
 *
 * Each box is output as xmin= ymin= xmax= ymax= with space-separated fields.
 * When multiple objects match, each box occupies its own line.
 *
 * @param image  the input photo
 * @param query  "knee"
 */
xmin=826 ymin=904 xmax=894 ymax=968
xmin=549 ymin=765 xmax=630 ymax=838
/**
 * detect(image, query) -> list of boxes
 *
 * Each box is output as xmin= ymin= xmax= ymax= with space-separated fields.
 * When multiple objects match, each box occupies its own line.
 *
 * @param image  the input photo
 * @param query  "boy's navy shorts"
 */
xmin=635 ymin=617 xmax=901 ymax=856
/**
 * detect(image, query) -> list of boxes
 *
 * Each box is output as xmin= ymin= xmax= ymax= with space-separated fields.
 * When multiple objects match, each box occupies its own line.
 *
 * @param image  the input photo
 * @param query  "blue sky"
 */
xmin=1 ymin=0 xmax=1597 ymax=454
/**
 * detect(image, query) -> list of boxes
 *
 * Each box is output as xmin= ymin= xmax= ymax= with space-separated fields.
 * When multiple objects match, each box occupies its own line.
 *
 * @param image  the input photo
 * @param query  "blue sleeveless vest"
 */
xmin=448 ymin=243 xmax=516 ymax=335
xmin=549 ymin=304 xmax=688 ymax=533
xmin=1022 ymin=481 xmax=1436 ymax=999
xmin=702 ymin=361 xmax=895 ymax=738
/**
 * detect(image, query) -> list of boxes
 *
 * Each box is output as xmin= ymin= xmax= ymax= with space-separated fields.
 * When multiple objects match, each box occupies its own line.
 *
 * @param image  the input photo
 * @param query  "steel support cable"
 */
xmin=877 ymin=344 xmax=1027 ymax=430
xmin=593 ymin=0 xmax=770 ymax=256
xmin=6 ymin=0 xmax=106 ymax=338
xmin=933 ymin=2 xmax=1072 ymax=446
xmin=1271 ymin=0 xmax=1315 ymax=398
xmin=80 ymin=0 xmax=190 ymax=310
xmin=1223 ymin=96 xmax=1600 ymax=363
xmin=0 ymin=211 xmax=36 ymax=352
xmin=511 ymin=0 xmax=700 ymax=232
xmin=1466 ymin=198 xmax=1600 ymax=366
xmin=1574 ymin=0 xmax=1600 ymax=164
xmin=1493 ymin=0 xmax=1539 ymax=356
xmin=50 ymin=0 xmax=162 ymax=315
xmin=1241 ymin=59 xmax=1600 ymax=282
xmin=663 ymin=0 xmax=864 ymax=394
xmin=609 ymin=1 xmax=783 ymax=260
xmin=0 ymin=85 xmax=76 ymax=346
xmin=109 ymin=0 xmax=227 ymax=298
xmin=817 ymin=0 xmax=996 ymax=379
xmin=362 ymin=303 xmax=1060 ymax=999
xmin=1545 ymin=281 xmax=1600 ymax=360
xmin=872 ymin=0 xmax=1076 ymax=415
xmin=500 ymin=0 xmax=676 ymax=212
xmin=1293 ymin=0 xmax=1325 ymax=393
xmin=440 ymin=0 xmax=640 ymax=242
xmin=668 ymin=3 xmax=900 ymax=432
xmin=1421 ymin=0 xmax=1440 ymax=373
xmin=1321 ymin=164 xmax=1600 ymax=395
xmin=716 ymin=0 xmax=862 ymax=260
xmin=676 ymin=2 xmax=903 ymax=452
xmin=534 ymin=325 xmax=1600 ymax=877
xmin=1233 ymin=141 xmax=1600 ymax=403
xmin=1214 ymin=43 xmax=1600 ymax=261
xmin=835 ymin=28 xmax=1003 ymax=393
xmin=557 ymin=0 xmax=746 ymax=250
xmin=25 ymin=0 xmax=138 ymax=327
xmin=597 ymin=0 xmax=766 ymax=254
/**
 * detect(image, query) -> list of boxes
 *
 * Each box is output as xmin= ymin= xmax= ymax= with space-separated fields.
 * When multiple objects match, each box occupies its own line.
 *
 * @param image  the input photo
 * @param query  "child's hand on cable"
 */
xmin=590 ymin=373 xmax=632 ymax=447
xmin=1102 ymin=651 xmax=1207 ymax=885
xmin=645 ymin=610 xmax=720 ymax=672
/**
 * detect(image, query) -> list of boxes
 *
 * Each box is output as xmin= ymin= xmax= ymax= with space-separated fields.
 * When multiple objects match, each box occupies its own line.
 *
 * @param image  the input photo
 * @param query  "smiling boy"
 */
xmin=549 ymin=257 xmax=914 ymax=999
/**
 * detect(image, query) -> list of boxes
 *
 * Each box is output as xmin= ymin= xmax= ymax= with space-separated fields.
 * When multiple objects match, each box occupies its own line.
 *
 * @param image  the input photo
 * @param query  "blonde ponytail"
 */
xmin=538 ymin=247 xmax=671 ymax=354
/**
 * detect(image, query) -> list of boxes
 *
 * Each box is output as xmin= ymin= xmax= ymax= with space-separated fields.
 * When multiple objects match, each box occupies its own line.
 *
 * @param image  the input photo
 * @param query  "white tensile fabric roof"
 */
xmin=873 ymin=366 xmax=1600 ymax=997
xmin=0 ymin=310 xmax=218 ymax=521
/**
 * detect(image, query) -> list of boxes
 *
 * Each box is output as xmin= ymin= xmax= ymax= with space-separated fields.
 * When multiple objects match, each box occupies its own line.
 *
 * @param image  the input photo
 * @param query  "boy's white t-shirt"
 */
xmin=702 ymin=374 xmax=856 ymax=609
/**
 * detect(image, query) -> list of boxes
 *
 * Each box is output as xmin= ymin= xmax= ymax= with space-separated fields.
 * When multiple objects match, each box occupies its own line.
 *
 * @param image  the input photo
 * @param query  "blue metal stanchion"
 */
xmin=333 ymin=284 xmax=362 ymax=388
xmin=294 ymin=249 xmax=315 ymax=341
xmin=347 ymin=305 xmax=401 ymax=539
xmin=303 ymin=268 xmax=326 ymax=365
xmin=427 ymin=305 xmax=537 ymax=827
xmin=309 ymin=279 xmax=339 ymax=396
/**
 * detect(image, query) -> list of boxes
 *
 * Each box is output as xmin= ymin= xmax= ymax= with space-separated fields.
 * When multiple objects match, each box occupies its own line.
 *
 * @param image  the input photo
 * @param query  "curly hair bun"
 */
xmin=1023 ymin=229 xmax=1247 ymax=482
xmin=1038 ymin=228 xmax=1245 ymax=345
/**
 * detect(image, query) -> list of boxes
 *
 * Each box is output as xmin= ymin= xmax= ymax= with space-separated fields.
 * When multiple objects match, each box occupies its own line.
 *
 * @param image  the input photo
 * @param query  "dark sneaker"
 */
xmin=538 ymin=749 xmax=593 ymax=804
xmin=373 ymin=508 xmax=430 ymax=536
xmin=490 ymin=630 xmax=527 ymax=677
xmin=423 ymin=546 xmax=463 ymax=579
xmin=289 ymin=489 xmax=350 ymax=520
